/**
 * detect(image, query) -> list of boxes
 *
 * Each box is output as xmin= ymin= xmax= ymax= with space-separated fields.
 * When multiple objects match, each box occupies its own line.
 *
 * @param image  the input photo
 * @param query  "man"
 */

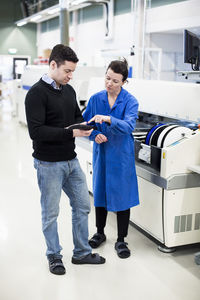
xmin=25 ymin=44 xmax=105 ymax=275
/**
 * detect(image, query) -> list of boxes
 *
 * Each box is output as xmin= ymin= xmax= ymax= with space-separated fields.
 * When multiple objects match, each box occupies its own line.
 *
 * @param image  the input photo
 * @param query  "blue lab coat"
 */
xmin=83 ymin=87 xmax=139 ymax=212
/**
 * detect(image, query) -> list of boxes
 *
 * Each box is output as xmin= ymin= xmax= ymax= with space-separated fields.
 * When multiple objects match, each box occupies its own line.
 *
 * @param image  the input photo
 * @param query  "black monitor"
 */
xmin=184 ymin=29 xmax=200 ymax=71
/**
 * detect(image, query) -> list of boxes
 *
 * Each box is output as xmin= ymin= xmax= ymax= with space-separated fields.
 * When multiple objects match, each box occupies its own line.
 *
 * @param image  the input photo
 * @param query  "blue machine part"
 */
xmin=22 ymin=85 xmax=31 ymax=91
xmin=145 ymin=123 xmax=164 ymax=145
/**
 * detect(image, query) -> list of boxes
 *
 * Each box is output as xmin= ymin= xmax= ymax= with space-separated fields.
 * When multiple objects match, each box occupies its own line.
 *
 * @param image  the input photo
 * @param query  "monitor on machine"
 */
xmin=184 ymin=29 xmax=200 ymax=71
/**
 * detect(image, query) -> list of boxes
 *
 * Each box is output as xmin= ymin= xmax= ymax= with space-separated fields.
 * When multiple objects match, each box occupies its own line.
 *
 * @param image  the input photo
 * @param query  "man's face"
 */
xmin=50 ymin=60 xmax=77 ymax=86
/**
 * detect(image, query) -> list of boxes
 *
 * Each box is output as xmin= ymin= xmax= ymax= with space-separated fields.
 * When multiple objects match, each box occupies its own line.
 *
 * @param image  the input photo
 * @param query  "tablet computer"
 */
xmin=66 ymin=123 xmax=96 ymax=131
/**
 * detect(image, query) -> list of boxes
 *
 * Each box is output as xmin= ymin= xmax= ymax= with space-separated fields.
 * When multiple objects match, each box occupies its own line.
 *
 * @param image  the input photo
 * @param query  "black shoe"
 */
xmin=48 ymin=255 xmax=66 ymax=275
xmin=115 ymin=242 xmax=131 ymax=259
xmin=89 ymin=233 xmax=106 ymax=248
xmin=72 ymin=253 xmax=106 ymax=264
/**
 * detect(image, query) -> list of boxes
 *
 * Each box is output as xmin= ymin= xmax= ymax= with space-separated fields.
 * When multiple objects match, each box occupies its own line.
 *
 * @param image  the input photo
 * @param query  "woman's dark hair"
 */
xmin=49 ymin=44 xmax=79 ymax=66
xmin=107 ymin=58 xmax=128 ymax=82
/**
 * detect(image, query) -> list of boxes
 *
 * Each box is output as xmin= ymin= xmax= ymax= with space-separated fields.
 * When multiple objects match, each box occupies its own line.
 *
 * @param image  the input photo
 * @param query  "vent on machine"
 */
xmin=194 ymin=213 xmax=200 ymax=230
xmin=174 ymin=214 xmax=193 ymax=233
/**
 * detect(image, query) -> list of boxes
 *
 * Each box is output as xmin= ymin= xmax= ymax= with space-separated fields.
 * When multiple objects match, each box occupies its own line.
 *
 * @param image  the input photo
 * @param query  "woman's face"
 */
xmin=105 ymin=68 xmax=124 ymax=95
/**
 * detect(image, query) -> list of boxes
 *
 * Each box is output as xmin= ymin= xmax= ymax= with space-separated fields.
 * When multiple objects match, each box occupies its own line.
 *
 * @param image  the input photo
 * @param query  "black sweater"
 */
xmin=25 ymin=79 xmax=83 ymax=162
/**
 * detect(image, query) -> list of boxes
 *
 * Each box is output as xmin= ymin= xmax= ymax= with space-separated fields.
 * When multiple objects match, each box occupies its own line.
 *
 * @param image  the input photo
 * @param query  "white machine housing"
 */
xmin=17 ymin=65 xmax=105 ymax=125
xmin=75 ymin=78 xmax=200 ymax=249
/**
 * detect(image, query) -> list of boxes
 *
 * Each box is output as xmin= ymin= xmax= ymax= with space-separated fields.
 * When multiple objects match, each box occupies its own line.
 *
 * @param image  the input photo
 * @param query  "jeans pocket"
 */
xmin=38 ymin=160 xmax=56 ymax=167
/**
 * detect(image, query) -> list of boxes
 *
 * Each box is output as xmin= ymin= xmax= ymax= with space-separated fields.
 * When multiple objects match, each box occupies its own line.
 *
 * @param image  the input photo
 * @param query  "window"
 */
xmin=48 ymin=16 xmax=59 ymax=31
xmin=41 ymin=13 xmax=72 ymax=33
xmin=78 ymin=5 xmax=103 ymax=24
xmin=150 ymin=0 xmax=188 ymax=8
xmin=114 ymin=0 xmax=132 ymax=16
xmin=41 ymin=17 xmax=59 ymax=32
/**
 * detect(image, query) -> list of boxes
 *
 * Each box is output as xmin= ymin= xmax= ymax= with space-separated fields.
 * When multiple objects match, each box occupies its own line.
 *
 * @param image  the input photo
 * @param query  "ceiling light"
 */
xmin=17 ymin=20 xmax=27 ymax=27
xmin=30 ymin=15 xmax=42 ymax=22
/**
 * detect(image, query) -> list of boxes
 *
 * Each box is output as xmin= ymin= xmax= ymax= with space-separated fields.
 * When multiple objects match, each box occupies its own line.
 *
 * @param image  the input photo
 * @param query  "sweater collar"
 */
xmin=39 ymin=78 xmax=63 ymax=93
xmin=42 ymin=74 xmax=62 ymax=90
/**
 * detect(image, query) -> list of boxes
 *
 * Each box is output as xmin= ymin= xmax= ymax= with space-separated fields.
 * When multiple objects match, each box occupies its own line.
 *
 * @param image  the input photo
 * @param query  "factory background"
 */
xmin=1 ymin=0 xmax=199 ymax=81
xmin=0 ymin=1 xmax=200 ymax=300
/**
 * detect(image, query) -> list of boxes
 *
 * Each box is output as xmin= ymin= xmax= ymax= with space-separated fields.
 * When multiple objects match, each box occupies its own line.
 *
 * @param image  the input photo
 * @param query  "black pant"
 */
xmin=95 ymin=207 xmax=130 ymax=239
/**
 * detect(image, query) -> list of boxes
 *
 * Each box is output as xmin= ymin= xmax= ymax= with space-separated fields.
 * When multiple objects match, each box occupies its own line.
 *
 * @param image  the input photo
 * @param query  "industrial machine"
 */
xmin=17 ymin=65 xmax=48 ymax=125
xmin=17 ymin=65 xmax=105 ymax=125
xmin=75 ymin=78 xmax=200 ymax=252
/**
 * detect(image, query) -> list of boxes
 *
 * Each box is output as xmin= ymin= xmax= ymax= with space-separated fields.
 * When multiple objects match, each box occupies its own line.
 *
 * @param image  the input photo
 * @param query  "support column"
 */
xmin=59 ymin=0 xmax=70 ymax=46
xmin=132 ymin=0 xmax=147 ymax=79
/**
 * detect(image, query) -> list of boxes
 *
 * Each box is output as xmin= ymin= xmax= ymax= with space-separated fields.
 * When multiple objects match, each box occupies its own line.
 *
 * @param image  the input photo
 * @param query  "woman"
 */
xmin=83 ymin=59 xmax=139 ymax=259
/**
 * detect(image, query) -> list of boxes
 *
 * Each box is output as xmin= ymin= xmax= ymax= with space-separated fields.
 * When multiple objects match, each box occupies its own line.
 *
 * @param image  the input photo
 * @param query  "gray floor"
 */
xmin=0 ymin=100 xmax=200 ymax=300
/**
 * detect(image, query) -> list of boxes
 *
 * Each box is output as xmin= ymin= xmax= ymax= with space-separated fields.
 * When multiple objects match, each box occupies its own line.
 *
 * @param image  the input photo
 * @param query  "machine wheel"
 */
xmin=157 ymin=245 xmax=176 ymax=253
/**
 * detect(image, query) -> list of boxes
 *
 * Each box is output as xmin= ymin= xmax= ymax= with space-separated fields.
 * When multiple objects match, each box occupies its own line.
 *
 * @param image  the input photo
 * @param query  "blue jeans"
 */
xmin=34 ymin=157 xmax=92 ymax=259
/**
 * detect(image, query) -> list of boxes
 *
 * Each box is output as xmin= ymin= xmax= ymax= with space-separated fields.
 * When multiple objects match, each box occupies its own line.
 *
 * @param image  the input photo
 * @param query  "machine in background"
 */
xmin=16 ymin=65 xmax=105 ymax=125
xmin=75 ymin=78 xmax=200 ymax=252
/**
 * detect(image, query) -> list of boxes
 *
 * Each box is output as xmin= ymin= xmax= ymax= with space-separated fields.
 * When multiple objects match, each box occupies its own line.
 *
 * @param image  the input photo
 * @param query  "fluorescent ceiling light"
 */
xmin=30 ymin=15 xmax=42 ymax=22
xmin=47 ymin=7 xmax=60 ymax=14
xmin=17 ymin=20 xmax=27 ymax=26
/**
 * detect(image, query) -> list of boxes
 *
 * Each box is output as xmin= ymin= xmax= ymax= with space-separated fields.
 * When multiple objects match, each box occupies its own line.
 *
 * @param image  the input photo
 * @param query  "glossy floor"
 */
xmin=0 ymin=103 xmax=199 ymax=300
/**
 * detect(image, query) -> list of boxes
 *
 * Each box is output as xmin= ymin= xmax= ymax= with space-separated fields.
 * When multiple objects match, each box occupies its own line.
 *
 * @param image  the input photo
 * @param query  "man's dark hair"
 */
xmin=49 ymin=44 xmax=79 ymax=66
xmin=107 ymin=58 xmax=128 ymax=82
